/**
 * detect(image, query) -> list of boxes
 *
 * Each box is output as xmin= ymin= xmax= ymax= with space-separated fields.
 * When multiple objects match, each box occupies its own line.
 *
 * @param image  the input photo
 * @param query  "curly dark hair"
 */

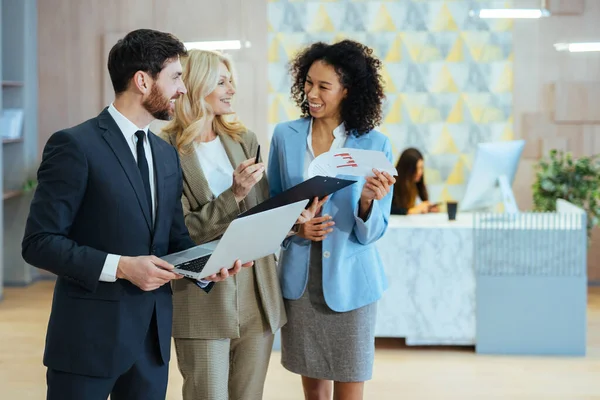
xmin=289 ymin=39 xmax=385 ymax=136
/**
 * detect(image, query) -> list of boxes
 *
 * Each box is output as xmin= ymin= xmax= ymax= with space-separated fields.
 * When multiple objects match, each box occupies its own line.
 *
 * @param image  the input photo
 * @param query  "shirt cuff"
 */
xmin=195 ymin=279 xmax=210 ymax=288
xmin=357 ymin=199 xmax=374 ymax=222
xmin=99 ymin=254 xmax=120 ymax=282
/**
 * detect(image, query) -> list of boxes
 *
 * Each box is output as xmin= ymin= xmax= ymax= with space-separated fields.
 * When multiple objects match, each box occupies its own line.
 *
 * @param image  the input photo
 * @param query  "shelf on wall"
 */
xmin=1 ymin=81 xmax=24 ymax=87
xmin=3 ymin=190 xmax=23 ymax=200
xmin=2 ymin=138 xmax=23 ymax=144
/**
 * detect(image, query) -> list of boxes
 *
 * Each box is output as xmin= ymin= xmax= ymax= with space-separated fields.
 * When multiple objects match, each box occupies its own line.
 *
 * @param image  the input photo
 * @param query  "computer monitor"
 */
xmin=459 ymin=139 xmax=525 ymax=213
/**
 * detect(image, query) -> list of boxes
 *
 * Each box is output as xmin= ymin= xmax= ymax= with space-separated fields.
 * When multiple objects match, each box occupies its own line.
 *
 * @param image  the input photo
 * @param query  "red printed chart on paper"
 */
xmin=307 ymin=148 xmax=397 ymax=179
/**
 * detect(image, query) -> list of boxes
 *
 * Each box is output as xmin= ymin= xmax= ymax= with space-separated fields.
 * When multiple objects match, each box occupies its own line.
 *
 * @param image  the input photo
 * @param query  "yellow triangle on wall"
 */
xmin=481 ymin=45 xmax=503 ymax=63
xmin=446 ymin=158 xmax=465 ymax=185
xmin=268 ymin=97 xmax=282 ymax=124
xmin=280 ymin=95 xmax=301 ymax=120
xmin=469 ymin=47 xmax=483 ymax=63
xmin=282 ymin=36 xmax=305 ymax=61
xmin=446 ymin=97 xmax=464 ymax=123
xmin=384 ymin=97 xmax=402 ymax=123
xmin=491 ymin=18 xmax=513 ymax=32
xmin=460 ymin=154 xmax=474 ymax=170
xmin=440 ymin=187 xmax=453 ymax=202
xmin=309 ymin=4 xmax=335 ymax=32
xmin=372 ymin=4 xmax=396 ymax=32
xmin=334 ymin=33 xmax=348 ymax=44
xmin=421 ymin=107 xmax=443 ymax=124
xmin=501 ymin=123 xmax=514 ymax=140
xmin=462 ymin=95 xmax=484 ymax=123
xmin=381 ymin=65 xmax=397 ymax=93
xmin=469 ymin=107 xmax=484 ymax=124
xmin=446 ymin=36 xmax=464 ymax=62
xmin=432 ymin=125 xmax=459 ymax=154
xmin=464 ymin=33 xmax=503 ymax=63
xmin=402 ymin=33 xmax=422 ymax=62
xmin=386 ymin=35 xmax=403 ymax=62
xmin=432 ymin=3 xmax=459 ymax=32
xmin=494 ymin=63 xmax=513 ymax=93
xmin=425 ymin=168 xmax=442 ymax=184
xmin=419 ymin=46 xmax=443 ymax=63
xmin=406 ymin=104 xmax=423 ymax=124
xmin=268 ymin=37 xmax=281 ymax=63
xmin=432 ymin=65 xmax=459 ymax=93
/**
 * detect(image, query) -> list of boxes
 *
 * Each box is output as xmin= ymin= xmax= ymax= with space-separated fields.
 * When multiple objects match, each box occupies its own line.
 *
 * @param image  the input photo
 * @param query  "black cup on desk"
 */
xmin=447 ymin=201 xmax=458 ymax=221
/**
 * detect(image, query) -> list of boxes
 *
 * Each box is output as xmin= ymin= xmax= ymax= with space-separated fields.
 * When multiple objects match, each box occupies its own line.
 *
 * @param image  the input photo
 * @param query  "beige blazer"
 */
xmin=159 ymin=130 xmax=286 ymax=339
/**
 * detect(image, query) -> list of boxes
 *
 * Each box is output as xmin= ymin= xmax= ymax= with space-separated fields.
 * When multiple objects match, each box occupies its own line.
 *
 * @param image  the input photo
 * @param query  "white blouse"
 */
xmin=193 ymin=136 xmax=234 ymax=197
xmin=303 ymin=119 xmax=348 ymax=180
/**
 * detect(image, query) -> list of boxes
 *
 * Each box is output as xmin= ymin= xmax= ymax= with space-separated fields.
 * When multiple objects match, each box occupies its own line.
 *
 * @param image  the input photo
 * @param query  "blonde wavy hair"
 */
xmin=162 ymin=49 xmax=246 ymax=153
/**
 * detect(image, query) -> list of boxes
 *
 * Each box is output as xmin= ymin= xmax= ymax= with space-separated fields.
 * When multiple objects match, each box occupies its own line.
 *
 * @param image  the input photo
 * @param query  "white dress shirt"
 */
xmin=193 ymin=136 xmax=234 ymax=197
xmin=99 ymin=103 xmax=156 ymax=282
xmin=303 ymin=118 xmax=347 ymax=180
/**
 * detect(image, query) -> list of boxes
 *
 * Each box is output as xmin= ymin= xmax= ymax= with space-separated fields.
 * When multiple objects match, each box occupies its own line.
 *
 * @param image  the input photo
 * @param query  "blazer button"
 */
xmin=151 ymin=246 xmax=156 ymax=255
xmin=323 ymin=251 xmax=331 ymax=258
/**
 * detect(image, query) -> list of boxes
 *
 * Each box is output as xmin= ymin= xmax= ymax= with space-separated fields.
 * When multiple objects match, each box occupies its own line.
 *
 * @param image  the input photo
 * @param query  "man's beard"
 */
xmin=143 ymin=84 xmax=173 ymax=121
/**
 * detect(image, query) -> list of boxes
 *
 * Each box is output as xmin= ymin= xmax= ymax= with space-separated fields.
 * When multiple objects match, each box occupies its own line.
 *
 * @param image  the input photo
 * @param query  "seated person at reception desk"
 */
xmin=391 ymin=148 xmax=438 ymax=215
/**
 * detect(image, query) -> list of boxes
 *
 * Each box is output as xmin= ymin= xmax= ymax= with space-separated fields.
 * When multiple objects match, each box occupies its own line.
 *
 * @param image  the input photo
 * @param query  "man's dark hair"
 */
xmin=289 ymin=39 xmax=385 ymax=136
xmin=107 ymin=29 xmax=188 ymax=95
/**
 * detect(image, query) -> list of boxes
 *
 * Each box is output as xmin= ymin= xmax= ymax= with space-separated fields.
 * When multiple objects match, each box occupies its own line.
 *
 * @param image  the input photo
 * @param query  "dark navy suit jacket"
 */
xmin=22 ymin=108 xmax=200 ymax=378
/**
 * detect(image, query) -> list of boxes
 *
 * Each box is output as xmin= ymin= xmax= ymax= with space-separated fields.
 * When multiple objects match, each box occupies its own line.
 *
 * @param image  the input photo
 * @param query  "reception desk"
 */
xmin=374 ymin=213 xmax=476 ymax=345
xmin=374 ymin=205 xmax=587 ymax=355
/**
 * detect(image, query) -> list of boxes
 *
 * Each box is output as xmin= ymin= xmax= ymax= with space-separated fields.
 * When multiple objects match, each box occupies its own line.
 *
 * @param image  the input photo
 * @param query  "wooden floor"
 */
xmin=1 ymin=281 xmax=600 ymax=399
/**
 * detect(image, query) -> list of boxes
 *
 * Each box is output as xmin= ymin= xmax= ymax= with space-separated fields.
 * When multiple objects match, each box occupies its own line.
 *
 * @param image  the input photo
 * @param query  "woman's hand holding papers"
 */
xmin=296 ymin=196 xmax=335 ymax=242
xmin=296 ymin=196 xmax=329 ymax=224
xmin=359 ymin=169 xmax=396 ymax=220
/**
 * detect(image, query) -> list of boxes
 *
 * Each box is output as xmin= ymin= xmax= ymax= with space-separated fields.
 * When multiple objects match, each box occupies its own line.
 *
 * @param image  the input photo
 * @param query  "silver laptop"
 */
xmin=162 ymin=199 xmax=309 ymax=280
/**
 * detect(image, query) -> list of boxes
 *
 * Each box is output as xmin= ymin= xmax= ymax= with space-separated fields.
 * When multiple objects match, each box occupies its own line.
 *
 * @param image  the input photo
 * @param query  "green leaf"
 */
xmin=532 ymin=151 xmax=600 ymax=244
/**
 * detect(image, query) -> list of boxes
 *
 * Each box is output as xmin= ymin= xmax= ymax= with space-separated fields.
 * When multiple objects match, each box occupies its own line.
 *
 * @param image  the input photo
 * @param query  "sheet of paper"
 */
xmin=308 ymin=148 xmax=397 ymax=178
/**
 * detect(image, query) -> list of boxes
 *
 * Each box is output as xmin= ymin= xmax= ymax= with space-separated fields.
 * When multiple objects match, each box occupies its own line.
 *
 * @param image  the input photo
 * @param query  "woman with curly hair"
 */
xmin=267 ymin=40 xmax=396 ymax=400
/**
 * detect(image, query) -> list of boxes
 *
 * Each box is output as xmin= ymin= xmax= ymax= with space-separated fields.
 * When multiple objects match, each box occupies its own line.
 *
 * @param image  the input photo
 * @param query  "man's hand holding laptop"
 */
xmin=203 ymin=259 xmax=255 ymax=282
xmin=117 ymin=256 xmax=252 ymax=290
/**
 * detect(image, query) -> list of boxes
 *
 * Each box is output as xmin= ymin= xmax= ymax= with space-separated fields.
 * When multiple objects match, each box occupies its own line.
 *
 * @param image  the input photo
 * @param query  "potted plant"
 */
xmin=532 ymin=149 xmax=600 ymax=242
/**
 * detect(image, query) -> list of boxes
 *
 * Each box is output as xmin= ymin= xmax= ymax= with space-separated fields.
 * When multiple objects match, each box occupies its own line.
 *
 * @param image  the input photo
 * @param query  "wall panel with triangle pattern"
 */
xmin=268 ymin=0 xmax=513 ymax=202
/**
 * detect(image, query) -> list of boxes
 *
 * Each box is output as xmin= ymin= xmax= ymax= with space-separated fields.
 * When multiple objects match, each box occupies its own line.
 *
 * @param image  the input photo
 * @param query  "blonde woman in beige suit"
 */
xmin=159 ymin=49 xmax=314 ymax=400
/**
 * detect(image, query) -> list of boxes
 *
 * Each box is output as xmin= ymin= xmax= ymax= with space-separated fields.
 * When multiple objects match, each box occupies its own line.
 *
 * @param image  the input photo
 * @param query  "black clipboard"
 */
xmin=238 ymin=175 xmax=356 ymax=218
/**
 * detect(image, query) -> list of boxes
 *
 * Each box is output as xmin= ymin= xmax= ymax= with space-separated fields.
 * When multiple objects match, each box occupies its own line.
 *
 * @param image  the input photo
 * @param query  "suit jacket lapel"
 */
xmin=173 ymin=132 xmax=244 ymax=207
xmin=219 ymin=133 xmax=255 ymax=211
xmin=148 ymin=131 xmax=168 ymax=234
xmin=174 ymin=137 xmax=212 ymax=205
xmin=286 ymin=118 xmax=311 ymax=188
xmin=219 ymin=133 xmax=246 ymax=170
xmin=98 ymin=109 xmax=152 ymax=231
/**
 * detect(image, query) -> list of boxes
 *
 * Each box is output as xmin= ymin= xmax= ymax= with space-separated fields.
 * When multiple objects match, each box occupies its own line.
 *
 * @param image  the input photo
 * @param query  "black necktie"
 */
xmin=135 ymin=130 xmax=152 ymax=217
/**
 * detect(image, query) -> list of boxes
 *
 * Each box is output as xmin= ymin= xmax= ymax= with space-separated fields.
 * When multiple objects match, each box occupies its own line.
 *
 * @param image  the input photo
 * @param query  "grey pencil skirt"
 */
xmin=280 ymin=241 xmax=377 ymax=382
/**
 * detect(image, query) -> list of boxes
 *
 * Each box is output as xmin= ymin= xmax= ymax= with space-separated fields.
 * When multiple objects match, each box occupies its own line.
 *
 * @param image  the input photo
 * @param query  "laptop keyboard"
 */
xmin=177 ymin=255 xmax=210 ymax=273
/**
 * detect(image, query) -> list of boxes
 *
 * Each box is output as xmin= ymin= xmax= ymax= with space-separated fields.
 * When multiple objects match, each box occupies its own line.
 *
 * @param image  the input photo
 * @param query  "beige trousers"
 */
xmin=174 ymin=267 xmax=274 ymax=400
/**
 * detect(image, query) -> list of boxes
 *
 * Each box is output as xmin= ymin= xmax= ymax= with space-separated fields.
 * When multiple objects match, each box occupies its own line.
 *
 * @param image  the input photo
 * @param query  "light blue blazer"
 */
xmin=267 ymin=118 xmax=393 ymax=313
